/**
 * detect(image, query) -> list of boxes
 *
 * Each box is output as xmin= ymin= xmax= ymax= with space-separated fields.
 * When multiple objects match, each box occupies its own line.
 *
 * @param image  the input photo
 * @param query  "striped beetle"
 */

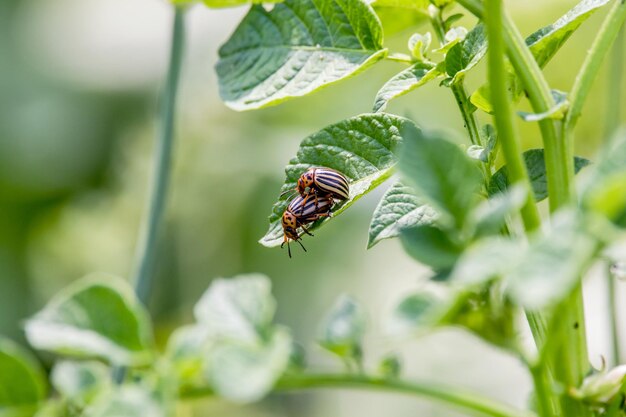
xmin=281 ymin=194 xmax=333 ymax=258
xmin=295 ymin=167 xmax=350 ymax=211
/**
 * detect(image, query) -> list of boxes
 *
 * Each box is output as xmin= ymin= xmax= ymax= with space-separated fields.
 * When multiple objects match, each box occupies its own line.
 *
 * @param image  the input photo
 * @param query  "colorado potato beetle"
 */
xmin=295 ymin=167 xmax=350 ymax=211
xmin=281 ymin=194 xmax=333 ymax=258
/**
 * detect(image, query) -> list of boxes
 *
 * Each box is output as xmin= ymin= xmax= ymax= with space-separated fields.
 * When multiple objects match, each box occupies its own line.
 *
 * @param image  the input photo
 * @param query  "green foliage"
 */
xmin=216 ymin=0 xmax=387 ymax=110
xmin=469 ymin=185 xmax=527 ymax=237
xmin=471 ymin=0 xmax=612 ymax=113
xmin=401 ymin=225 xmax=463 ymax=270
xmin=85 ymin=386 xmax=164 ymax=417
xmin=525 ymin=0 xmax=611 ymax=67
xmin=399 ymin=125 xmax=482 ymax=228
xmin=367 ymin=181 xmax=438 ymax=248
xmin=0 ymin=338 xmax=46 ymax=416
xmin=189 ymin=274 xmax=292 ymax=402
xmin=388 ymin=285 xmax=451 ymax=336
xmin=24 ymin=274 xmax=154 ymax=366
xmin=260 ymin=113 xmax=416 ymax=247
xmin=488 ymin=149 xmax=591 ymax=202
xmin=373 ymin=62 xmax=444 ymax=112
xmin=377 ymin=353 xmax=401 ymax=378
xmin=193 ymin=275 xmax=276 ymax=343
xmin=319 ymin=295 xmax=366 ymax=364
xmin=445 ymin=23 xmax=487 ymax=84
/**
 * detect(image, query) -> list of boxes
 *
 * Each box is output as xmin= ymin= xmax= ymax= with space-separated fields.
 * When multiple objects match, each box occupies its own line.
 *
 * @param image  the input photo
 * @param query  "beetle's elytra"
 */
xmin=297 ymin=167 xmax=350 ymax=203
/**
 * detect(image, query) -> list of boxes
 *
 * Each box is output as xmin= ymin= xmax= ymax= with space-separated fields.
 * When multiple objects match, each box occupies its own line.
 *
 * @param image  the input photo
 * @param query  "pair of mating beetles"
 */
xmin=281 ymin=167 xmax=350 ymax=257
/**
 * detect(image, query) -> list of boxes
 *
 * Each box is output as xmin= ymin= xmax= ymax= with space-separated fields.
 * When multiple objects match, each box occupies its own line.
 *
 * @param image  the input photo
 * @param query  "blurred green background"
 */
xmin=1 ymin=0 xmax=624 ymax=415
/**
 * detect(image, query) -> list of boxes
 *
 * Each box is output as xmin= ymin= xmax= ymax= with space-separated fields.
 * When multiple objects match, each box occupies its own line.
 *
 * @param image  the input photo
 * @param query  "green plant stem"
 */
xmin=429 ymin=5 xmax=485 ymax=163
xmin=529 ymin=364 xmax=557 ymax=417
xmin=482 ymin=0 xmax=541 ymax=234
xmin=565 ymin=0 xmax=626 ymax=134
xmin=483 ymin=2 xmax=559 ymax=416
xmin=456 ymin=0 xmax=571 ymax=212
xmin=182 ymin=373 xmax=537 ymax=417
xmin=386 ymin=53 xmax=415 ymax=64
xmin=608 ymin=263 xmax=621 ymax=365
xmin=133 ymin=7 xmax=186 ymax=305
xmin=605 ymin=22 xmax=625 ymax=368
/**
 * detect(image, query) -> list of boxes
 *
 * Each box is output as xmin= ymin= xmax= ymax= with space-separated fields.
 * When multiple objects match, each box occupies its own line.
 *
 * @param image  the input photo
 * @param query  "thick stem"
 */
xmin=182 ymin=373 xmax=537 ymax=417
xmin=609 ymin=263 xmax=622 ymax=365
xmin=483 ymin=2 xmax=560 ymax=415
xmin=482 ymin=0 xmax=542 ymax=234
xmin=133 ymin=7 xmax=186 ymax=305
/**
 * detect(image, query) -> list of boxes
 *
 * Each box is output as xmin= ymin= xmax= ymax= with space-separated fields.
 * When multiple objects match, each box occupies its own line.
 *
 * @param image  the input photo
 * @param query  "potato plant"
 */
xmin=1 ymin=0 xmax=626 ymax=416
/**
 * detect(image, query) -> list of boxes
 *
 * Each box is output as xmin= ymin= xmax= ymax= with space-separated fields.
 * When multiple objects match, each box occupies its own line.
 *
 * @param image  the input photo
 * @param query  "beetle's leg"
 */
xmin=301 ymin=224 xmax=314 ymax=236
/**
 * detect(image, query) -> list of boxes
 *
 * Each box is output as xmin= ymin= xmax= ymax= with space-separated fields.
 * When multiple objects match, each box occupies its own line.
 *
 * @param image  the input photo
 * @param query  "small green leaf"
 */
xmin=470 ymin=84 xmax=493 ymax=114
xmin=470 ymin=185 xmax=527 ymax=236
xmin=216 ymin=0 xmax=387 ymax=110
xmin=377 ymin=353 xmax=401 ymax=378
xmin=25 ymin=274 xmax=154 ymax=366
xmin=387 ymin=285 xmax=452 ymax=335
xmin=319 ymin=295 xmax=366 ymax=360
xmin=207 ymin=327 xmax=292 ymax=403
xmin=367 ymin=181 xmax=438 ymax=248
xmin=400 ymin=225 xmax=464 ymax=270
xmin=488 ymin=149 xmax=591 ymax=202
xmin=194 ymin=274 xmax=276 ymax=344
xmin=86 ymin=385 xmax=164 ymax=417
xmin=444 ymin=13 xmax=464 ymax=29
xmin=467 ymin=124 xmax=497 ymax=163
xmin=433 ymin=27 xmax=468 ymax=53
xmin=526 ymin=0 xmax=611 ymax=68
xmin=445 ymin=24 xmax=487 ymax=84
xmin=373 ymin=62 xmax=444 ymax=112
xmin=505 ymin=210 xmax=599 ymax=310
xmin=408 ymin=32 xmax=432 ymax=60
xmin=0 ymin=338 xmax=46 ymax=415
xmin=51 ymin=361 xmax=110 ymax=407
xmin=518 ymin=90 xmax=568 ymax=122
xmin=261 ymin=113 xmax=417 ymax=247
xmin=572 ymin=365 xmax=626 ymax=404
xmin=399 ymin=125 xmax=482 ymax=227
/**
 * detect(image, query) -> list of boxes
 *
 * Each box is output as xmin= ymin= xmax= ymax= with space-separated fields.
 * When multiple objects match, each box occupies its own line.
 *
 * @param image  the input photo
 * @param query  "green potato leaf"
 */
xmin=399 ymin=125 xmax=483 ymax=228
xmin=445 ymin=23 xmax=487 ymax=84
xmin=25 ymin=274 xmax=154 ymax=366
xmin=367 ymin=181 xmax=438 ymax=248
xmin=260 ymin=113 xmax=416 ymax=247
xmin=216 ymin=0 xmax=387 ymax=110
xmin=373 ymin=62 xmax=444 ymax=113
xmin=0 ymin=338 xmax=47 ymax=416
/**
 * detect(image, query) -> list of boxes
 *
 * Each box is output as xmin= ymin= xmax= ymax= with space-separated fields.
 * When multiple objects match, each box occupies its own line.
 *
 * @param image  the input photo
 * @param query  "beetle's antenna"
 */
xmin=296 ymin=238 xmax=307 ymax=252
